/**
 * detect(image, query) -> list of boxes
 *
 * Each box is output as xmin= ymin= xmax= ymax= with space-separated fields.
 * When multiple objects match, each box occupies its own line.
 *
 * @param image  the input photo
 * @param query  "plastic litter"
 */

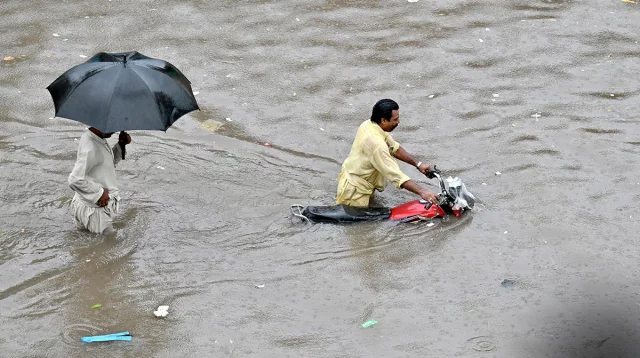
xmin=264 ymin=143 xmax=271 ymax=147
xmin=255 ymin=284 xmax=265 ymax=288
xmin=361 ymin=320 xmax=377 ymax=328
xmin=426 ymin=223 xmax=435 ymax=227
xmin=53 ymin=33 xmax=60 ymax=37
xmin=91 ymin=304 xmax=102 ymax=309
xmin=154 ymin=305 xmax=169 ymax=317
xmin=408 ymin=0 xmax=419 ymax=2
xmin=3 ymin=56 xmax=15 ymax=61
xmin=193 ymin=91 xmax=200 ymax=96
xmin=82 ymin=332 xmax=131 ymax=343
xmin=495 ymin=172 xmax=501 ymax=175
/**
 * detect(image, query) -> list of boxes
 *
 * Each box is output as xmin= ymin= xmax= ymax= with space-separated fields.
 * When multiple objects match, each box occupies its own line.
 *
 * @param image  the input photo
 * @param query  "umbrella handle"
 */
xmin=119 ymin=131 xmax=127 ymax=160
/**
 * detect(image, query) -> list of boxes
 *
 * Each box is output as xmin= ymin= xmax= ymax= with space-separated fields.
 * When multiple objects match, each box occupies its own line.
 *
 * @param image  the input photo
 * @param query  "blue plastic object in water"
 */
xmin=81 ymin=331 xmax=132 ymax=343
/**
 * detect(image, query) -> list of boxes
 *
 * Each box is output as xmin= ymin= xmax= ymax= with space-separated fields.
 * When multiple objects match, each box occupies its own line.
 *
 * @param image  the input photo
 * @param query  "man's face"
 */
xmin=380 ymin=109 xmax=400 ymax=132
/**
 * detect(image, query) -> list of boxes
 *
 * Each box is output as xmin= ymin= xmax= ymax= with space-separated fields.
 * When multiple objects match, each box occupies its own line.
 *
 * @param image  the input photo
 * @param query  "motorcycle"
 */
xmin=290 ymin=167 xmax=475 ymax=224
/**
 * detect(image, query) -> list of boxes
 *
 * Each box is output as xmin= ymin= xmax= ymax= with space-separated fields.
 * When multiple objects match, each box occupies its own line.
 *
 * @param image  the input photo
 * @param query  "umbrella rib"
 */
xmin=130 ymin=67 xmax=164 ymax=129
xmin=104 ymin=67 xmax=126 ymax=132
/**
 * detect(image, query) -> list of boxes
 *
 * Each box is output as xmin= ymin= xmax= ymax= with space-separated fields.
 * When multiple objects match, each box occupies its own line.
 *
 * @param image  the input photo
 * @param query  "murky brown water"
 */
xmin=1 ymin=0 xmax=640 ymax=357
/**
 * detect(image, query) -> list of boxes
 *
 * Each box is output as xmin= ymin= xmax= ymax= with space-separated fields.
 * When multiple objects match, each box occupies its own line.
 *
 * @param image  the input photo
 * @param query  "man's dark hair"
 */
xmin=370 ymin=99 xmax=399 ymax=123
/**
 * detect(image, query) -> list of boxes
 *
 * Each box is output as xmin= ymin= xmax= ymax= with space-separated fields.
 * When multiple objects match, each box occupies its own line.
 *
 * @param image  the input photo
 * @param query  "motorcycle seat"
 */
xmin=301 ymin=205 xmax=391 ymax=223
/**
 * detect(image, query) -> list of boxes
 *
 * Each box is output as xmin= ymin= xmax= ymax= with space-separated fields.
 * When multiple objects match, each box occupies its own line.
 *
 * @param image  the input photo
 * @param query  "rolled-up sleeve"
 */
xmin=112 ymin=143 xmax=122 ymax=166
xmin=371 ymin=146 xmax=411 ymax=189
xmin=385 ymin=134 xmax=401 ymax=155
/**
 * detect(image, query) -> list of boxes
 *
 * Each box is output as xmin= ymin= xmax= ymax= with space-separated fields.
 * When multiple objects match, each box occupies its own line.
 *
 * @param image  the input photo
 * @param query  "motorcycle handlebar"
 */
xmin=425 ymin=165 xmax=441 ymax=179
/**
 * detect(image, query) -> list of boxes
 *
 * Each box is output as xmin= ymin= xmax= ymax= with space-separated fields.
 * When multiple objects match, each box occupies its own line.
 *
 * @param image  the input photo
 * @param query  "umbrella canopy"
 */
xmin=47 ymin=51 xmax=199 ymax=133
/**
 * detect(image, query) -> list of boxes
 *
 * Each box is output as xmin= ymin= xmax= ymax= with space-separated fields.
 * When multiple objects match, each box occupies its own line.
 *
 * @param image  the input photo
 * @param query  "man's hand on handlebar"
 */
xmin=425 ymin=165 xmax=441 ymax=179
xmin=420 ymin=190 xmax=440 ymax=205
xmin=416 ymin=162 xmax=431 ymax=175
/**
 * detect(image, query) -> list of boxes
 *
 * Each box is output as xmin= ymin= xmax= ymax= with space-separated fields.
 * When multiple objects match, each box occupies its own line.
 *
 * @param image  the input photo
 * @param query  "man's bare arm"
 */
xmin=401 ymin=180 xmax=439 ymax=204
xmin=394 ymin=146 xmax=431 ymax=174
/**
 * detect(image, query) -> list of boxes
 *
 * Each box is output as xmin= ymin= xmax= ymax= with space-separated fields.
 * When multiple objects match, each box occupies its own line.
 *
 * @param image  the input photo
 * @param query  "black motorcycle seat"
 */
xmin=302 ymin=205 xmax=391 ymax=223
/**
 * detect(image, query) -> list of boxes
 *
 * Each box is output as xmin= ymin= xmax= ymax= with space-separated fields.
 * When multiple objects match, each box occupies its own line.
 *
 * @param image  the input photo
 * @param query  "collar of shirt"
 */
xmin=87 ymin=129 xmax=114 ymax=155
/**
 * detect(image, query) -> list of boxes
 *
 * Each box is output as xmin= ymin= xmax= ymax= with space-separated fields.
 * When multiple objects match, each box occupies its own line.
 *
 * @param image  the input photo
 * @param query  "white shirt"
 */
xmin=68 ymin=130 xmax=123 ymax=207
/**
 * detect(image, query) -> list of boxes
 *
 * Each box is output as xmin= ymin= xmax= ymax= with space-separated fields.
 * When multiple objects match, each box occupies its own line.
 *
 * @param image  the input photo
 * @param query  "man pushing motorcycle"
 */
xmin=336 ymin=99 xmax=440 ymax=207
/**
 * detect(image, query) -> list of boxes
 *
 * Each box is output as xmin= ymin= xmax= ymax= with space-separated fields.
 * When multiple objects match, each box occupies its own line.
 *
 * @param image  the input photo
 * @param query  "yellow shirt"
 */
xmin=337 ymin=120 xmax=411 ymax=204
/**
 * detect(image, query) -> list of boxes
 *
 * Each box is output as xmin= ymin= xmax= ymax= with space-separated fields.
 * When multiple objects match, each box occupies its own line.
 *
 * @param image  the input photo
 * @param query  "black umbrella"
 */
xmin=47 ymin=51 xmax=199 ymax=158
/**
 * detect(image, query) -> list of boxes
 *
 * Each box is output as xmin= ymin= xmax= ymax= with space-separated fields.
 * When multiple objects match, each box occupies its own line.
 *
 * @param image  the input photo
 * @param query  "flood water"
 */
xmin=1 ymin=0 xmax=639 ymax=357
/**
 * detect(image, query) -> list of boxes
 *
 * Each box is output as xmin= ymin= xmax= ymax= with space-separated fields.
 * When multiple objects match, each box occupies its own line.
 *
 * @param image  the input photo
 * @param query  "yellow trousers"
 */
xmin=335 ymin=172 xmax=374 ymax=207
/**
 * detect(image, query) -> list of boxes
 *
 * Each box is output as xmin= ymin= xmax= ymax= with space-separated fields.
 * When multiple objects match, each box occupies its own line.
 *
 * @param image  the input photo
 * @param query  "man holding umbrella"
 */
xmin=48 ymin=51 xmax=199 ymax=234
xmin=68 ymin=129 xmax=131 ymax=234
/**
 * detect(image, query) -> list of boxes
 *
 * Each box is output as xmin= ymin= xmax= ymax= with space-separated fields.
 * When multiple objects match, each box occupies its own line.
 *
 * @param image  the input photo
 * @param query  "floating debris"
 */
xmin=154 ymin=305 xmax=169 ymax=318
xmin=82 ymin=332 xmax=131 ymax=343
xmin=255 ymin=284 xmax=265 ymax=288
xmin=91 ymin=304 xmax=102 ymax=309
xmin=501 ymin=279 xmax=516 ymax=288
xmin=361 ymin=320 xmax=377 ymax=328
xmin=426 ymin=223 xmax=435 ymax=227
xmin=53 ymin=33 xmax=60 ymax=37
xmin=156 ymin=166 xmax=165 ymax=170
xmin=201 ymin=119 xmax=223 ymax=132
xmin=495 ymin=171 xmax=501 ymax=176
xmin=3 ymin=56 xmax=15 ymax=61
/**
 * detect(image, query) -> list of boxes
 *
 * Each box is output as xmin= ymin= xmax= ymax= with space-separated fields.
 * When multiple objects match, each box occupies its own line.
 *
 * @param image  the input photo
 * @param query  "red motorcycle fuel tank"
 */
xmin=389 ymin=200 xmax=447 ymax=221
